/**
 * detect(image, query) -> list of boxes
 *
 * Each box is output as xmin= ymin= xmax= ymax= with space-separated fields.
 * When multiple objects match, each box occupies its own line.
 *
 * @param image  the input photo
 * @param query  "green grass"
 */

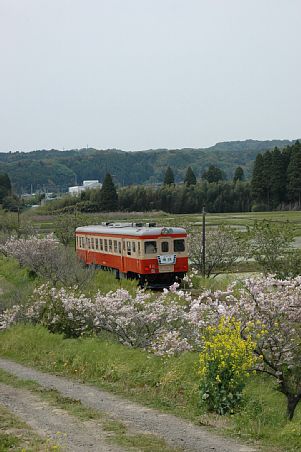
xmin=0 ymin=255 xmax=40 ymax=311
xmin=87 ymin=267 xmax=137 ymax=295
xmin=0 ymin=401 xmax=58 ymax=451
xmin=0 ymin=368 xmax=178 ymax=452
xmin=0 ymin=325 xmax=301 ymax=451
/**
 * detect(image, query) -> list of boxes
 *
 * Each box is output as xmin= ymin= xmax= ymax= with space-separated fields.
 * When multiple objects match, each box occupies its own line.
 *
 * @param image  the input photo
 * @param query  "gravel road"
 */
xmin=0 ymin=357 xmax=257 ymax=452
xmin=0 ymin=382 xmax=122 ymax=451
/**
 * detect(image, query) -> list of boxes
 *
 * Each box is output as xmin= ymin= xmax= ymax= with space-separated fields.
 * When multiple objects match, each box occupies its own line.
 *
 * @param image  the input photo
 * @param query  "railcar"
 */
xmin=75 ymin=222 xmax=188 ymax=288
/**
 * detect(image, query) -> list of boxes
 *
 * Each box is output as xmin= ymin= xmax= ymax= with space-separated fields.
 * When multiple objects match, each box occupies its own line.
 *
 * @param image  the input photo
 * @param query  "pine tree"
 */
xmin=0 ymin=173 xmax=12 ymax=203
xmin=184 ymin=166 xmax=197 ymax=185
xmin=270 ymin=147 xmax=287 ymax=207
xmin=233 ymin=166 xmax=244 ymax=182
xmin=164 ymin=167 xmax=175 ymax=185
xmin=251 ymin=154 xmax=265 ymax=204
xmin=287 ymin=142 xmax=301 ymax=206
xmin=263 ymin=151 xmax=273 ymax=209
xmin=100 ymin=173 xmax=118 ymax=211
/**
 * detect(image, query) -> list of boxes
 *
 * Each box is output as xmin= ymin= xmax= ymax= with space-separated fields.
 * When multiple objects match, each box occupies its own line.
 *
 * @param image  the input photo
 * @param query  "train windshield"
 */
xmin=144 ymin=241 xmax=157 ymax=254
xmin=174 ymin=239 xmax=185 ymax=252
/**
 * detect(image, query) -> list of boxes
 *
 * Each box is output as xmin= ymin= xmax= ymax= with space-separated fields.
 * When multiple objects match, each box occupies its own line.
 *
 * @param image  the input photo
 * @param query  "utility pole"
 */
xmin=17 ymin=206 xmax=20 ymax=228
xmin=202 ymin=205 xmax=206 ymax=278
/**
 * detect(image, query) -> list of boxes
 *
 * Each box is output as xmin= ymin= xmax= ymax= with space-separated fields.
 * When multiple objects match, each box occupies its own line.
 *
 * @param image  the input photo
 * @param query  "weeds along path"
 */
xmin=0 ymin=383 xmax=122 ymax=451
xmin=0 ymin=357 xmax=257 ymax=452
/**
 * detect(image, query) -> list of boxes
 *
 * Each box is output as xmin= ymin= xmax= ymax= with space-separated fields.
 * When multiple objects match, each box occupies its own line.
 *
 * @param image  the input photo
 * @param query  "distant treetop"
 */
xmin=164 ymin=166 xmax=175 ymax=185
xmin=233 ymin=166 xmax=244 ymax=182
xmin=202 ymin=165 xmax=225 ymax=183
xmin=101 ymin=173 xmax=118 ymax=211
xmin=184 ymin=166 xmax=197 ymax=185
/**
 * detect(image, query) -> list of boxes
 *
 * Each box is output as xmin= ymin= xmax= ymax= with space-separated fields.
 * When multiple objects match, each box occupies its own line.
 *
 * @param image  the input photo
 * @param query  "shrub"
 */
xmin=199 ymin=317 xmax=256 ymax=415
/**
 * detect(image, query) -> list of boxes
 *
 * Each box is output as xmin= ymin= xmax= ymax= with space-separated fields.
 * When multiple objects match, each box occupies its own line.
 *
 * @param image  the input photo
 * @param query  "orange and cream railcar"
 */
xmin=75 ymin=223 xmax=188 ymax=288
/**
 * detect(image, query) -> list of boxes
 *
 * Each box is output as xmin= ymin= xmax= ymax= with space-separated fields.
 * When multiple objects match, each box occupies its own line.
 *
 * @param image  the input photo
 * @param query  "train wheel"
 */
xmin=138 ymin=275 xmax=145 ymax=288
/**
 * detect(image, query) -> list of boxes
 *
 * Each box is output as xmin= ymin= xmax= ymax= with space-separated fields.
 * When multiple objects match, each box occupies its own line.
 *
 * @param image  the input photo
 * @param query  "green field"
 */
xmin=28 ymin=209 xmax=301 ymax=229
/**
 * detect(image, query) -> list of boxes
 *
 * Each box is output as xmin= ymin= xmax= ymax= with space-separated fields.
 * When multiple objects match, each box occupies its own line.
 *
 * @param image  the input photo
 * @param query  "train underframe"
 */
xmin=89 ymin=263 xmax=184 ymax=289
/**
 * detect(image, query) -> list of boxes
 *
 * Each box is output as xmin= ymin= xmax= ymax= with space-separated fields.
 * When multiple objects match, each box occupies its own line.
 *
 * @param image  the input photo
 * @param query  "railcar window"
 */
xmin=114 ymin=240 xmax=118 ymax=253
xmin=87 ymin=238 xmax=90 ymax=249
xmin=127 ymin=241 xmax=131 ymax=255
xmin=174 ymin=239 xmax=185 ymax=252
xmin=95 ymin=238 xmax=99 ymax=250
xmin=99 ymin=239 xmax=103 ymax=251
xmin=118 ymin=242 xmax=121 ymax=254
xmin=104 ymin=239 xmax=108 ymax=252
xmin=132 ymin=241 xmax=136 ymax=253
xmin=109 ymin=240 xmax=112 ymax=252
xmin=91 ymin=238 xmax=94 ymax=249
xmin=144 ymin=241 xmax=157 ymax=254
xmin=161 ymin=241 xmax=169 ymax=253
xmin=138 ymin=242 xmax=141 ymax=255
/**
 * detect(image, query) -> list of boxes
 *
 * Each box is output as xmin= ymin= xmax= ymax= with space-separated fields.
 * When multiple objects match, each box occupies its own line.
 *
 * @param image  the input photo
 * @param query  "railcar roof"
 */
xmin=76 ymin=225 xmax=187 ymax=237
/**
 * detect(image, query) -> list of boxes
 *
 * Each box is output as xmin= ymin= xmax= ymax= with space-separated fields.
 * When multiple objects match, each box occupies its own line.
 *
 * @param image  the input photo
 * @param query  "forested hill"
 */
xmin=0 ymin=139 xmax=296 ymax=193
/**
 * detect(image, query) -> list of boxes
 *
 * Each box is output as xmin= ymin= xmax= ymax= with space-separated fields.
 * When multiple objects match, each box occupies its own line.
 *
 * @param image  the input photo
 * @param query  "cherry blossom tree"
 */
xmin=188 ymin=276 xmax=301 ymax=419
xmin=188 ymin=225 xmax=247 ymax=277
xmin=0 ymin=235 xmax=91 ymax=287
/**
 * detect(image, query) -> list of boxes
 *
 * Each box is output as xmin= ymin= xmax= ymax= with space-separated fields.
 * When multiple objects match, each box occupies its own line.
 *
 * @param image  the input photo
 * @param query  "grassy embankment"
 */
xmin=0 ymin=325 xmax=300 ymax=451
xmin=0 ymin=255 xmax=38 ymax=311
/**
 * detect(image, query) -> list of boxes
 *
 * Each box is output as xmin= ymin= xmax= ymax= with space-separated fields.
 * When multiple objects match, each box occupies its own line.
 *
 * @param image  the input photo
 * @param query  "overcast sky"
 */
xmin=0 ymin=0 xmax=300 ymax=152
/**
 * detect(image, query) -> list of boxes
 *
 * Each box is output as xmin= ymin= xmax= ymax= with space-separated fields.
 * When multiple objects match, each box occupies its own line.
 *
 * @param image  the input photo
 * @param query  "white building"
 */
xmin=83 ymin=180 xmax=101 ymax=188
xmin=68 ymin=180 xmax=102 ymax=196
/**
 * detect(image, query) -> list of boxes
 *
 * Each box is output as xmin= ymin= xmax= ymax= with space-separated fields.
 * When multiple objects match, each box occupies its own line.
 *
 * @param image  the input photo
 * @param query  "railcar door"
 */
xmin=157 ymin=237 xmax=175 ymax=273
xmin=120 ymin=238 xmax=125 ymax=273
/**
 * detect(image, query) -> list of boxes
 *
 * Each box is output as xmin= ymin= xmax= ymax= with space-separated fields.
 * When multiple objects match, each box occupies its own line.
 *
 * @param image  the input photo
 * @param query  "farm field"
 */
xmin=25 ymin=209 xmax=301 ymax=235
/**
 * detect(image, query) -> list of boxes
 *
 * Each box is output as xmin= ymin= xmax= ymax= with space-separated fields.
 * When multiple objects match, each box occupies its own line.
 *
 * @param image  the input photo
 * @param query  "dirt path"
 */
xmin=0 ymin=357 xmax=257 ymax=452
xmin=0 ymin=383 xmax=122 ymax=451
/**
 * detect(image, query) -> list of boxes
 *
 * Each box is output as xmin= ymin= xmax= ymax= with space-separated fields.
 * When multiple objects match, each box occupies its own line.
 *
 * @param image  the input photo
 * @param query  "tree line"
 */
xmin=78 ymin=140 xmax=300 ymax=213
xmin=2 ymin=140 xmax=301 ymax=214
xmin=43 ymin=169 xmax=250 ymax=214
xmin=251 ymin=140 xmax=301 ymax=210
xmin=1 ymin=139 xmax=295 ymax=193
